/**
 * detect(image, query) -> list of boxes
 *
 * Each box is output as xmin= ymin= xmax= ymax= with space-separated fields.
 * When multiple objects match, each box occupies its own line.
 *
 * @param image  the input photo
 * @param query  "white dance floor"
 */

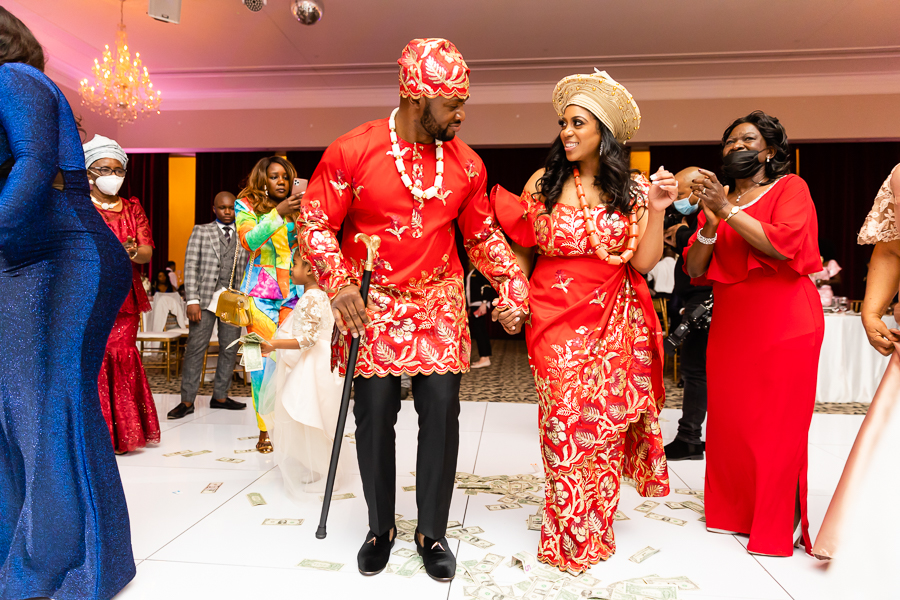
xmin=113 ymin=395 xmax=870 ymax=600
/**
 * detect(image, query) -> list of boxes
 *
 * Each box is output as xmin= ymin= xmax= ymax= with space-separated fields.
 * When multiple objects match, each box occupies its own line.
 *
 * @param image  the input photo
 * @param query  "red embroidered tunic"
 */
xmin=299 ymin=118 xmax=529 ymax=377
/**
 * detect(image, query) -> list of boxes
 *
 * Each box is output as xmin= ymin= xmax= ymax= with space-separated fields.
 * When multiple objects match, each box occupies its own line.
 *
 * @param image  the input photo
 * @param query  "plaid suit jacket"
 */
xmin=183 ymin=222 xmax=250 ymax=309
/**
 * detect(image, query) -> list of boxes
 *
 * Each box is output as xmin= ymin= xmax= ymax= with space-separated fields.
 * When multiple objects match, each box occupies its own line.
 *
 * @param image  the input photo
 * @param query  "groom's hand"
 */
xmin=332 ymin=285 xmax=369 ymax=338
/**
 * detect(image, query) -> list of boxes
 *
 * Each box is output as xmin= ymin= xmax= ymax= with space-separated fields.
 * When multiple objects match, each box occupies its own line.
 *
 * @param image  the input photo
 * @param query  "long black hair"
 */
xmin=0 ymin=7 xmax=45 ymax=71
xmin=535 ymin=117 xmax=640 ymax=215
xmin=720 ymin=110 xmax=792 ymax=189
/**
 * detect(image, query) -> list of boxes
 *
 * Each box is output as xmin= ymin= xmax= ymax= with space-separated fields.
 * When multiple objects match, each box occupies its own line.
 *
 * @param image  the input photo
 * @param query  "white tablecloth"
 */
xmin=816 ymin=314 xmax=898 ymax=403
xmin=146 ymin=293 xmax=187 ymax=332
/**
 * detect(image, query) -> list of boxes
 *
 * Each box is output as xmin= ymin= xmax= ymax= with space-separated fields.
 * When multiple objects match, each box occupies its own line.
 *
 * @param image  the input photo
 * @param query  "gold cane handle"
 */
xmin=354 ymin=233 xmax=381 ymax=271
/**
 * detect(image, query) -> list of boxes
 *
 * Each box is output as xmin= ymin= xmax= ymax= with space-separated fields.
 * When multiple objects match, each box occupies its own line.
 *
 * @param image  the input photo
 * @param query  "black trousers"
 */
xmin=353 ymin=371 xmax=462 ymax=540
xmin=675 ymin=294 xmax=710 ymax=446
xmin=468 ymin=312 xmax=492 ymax=357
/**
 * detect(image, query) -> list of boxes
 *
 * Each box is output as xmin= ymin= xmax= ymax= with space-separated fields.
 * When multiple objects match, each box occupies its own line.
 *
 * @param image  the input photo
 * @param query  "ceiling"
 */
xmin=8 ymin=0 xmax=900 ymax=111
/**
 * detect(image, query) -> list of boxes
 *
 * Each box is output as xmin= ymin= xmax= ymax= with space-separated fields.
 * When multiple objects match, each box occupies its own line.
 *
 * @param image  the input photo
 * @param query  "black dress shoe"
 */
xmin=167 ymin=402 xmax=194 ymax=420
xmin=357 ymin=528 xmax=394 ymax=575
xmin=664 ymin=438 xmax=704 ymax=461
xmin=416 ymin=529 xmax=455 ymax=582
xmin=210 ymin=397 xmax=247 ymax=410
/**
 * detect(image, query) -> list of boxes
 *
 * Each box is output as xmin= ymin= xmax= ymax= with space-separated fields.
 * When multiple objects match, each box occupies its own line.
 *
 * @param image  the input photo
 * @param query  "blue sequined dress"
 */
xmin=0 ymin=64 xmax=136 ymax=598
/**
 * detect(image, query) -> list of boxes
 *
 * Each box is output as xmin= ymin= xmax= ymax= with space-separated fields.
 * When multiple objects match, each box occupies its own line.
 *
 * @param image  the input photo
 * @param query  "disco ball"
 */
xmin=291 ymin=0 xmax=323 ymax=25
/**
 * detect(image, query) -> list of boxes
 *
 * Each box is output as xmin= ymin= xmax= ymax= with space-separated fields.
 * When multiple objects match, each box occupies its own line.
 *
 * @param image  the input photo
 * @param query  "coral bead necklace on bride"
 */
xmin=574 ymin=167 xmax=639 ymax=265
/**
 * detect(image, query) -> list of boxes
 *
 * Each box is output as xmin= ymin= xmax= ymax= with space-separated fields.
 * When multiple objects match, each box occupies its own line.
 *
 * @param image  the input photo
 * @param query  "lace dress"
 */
xmin=858 ymin=163 xmax=900 ymax=244
xmin=263 ymin=289 xmax=345 ymax=502
xmin=493 ymin=182 xmax=669 ymax=572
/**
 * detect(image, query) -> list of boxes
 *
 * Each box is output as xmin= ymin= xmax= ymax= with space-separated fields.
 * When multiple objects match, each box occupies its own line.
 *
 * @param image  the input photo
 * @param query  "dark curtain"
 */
xmin=121 ymin=152 xmax=169 ymax=278
xmin=795 ymin=142 xmax=900 ymax=301
xmin=194 ymin=151 xmax=270 ymax=221
xmin=648 ymin=144 xmax=724 ymax=177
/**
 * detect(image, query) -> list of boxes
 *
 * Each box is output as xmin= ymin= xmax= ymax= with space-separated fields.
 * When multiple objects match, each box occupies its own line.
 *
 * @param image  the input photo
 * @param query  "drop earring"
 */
xmin=599 ymin=142 xmax=605 ymax=157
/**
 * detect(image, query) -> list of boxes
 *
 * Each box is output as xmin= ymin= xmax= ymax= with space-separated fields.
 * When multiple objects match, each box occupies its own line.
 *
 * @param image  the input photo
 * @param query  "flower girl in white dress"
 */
xmin=260 ymin=249 xmax=344 ymax=501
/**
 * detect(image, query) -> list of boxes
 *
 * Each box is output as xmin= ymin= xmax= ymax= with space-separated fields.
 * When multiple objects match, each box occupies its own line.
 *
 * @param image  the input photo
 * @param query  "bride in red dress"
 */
xmin=84 ymin=135 xmax=161 ymax=454
xmin=685 ymin=112 xmax=823 ymax=556
xmin=494 ymin=71 xmax=675 ymax=572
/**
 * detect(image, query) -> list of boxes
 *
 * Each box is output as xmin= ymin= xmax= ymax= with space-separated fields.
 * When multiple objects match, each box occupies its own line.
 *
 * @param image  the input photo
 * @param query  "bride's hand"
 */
xmin=648 ymin=166 xmax=677 ymax=212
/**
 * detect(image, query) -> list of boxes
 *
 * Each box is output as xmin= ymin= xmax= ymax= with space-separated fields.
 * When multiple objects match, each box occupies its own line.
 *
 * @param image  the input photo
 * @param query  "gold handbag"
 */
xmin=216 ymin=240 xmax=253 ymax=327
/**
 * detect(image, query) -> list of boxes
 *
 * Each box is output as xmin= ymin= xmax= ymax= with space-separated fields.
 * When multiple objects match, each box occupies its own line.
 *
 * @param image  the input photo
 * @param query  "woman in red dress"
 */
xmin=685 ymin=111 xmax=823 ymax=556
xmin=494 ymin=71 xmax=675 ymax=572
xmin=84 ymin=135 xmax=161 ymax=454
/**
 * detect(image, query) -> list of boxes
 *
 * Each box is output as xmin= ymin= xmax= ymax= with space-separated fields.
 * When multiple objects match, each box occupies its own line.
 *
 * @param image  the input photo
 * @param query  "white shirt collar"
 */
xmin=215 ymin=220 xmax=233 ymax=233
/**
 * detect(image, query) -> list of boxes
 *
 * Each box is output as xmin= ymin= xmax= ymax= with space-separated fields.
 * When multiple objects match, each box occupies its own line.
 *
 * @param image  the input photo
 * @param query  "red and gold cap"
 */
xmin=398 ymin=38 xmax=470 ymax=100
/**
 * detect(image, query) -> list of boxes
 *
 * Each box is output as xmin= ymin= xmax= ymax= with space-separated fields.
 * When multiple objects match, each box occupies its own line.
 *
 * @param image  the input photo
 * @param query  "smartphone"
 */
xmin=291 ymin=178 xmax=308 ymax=197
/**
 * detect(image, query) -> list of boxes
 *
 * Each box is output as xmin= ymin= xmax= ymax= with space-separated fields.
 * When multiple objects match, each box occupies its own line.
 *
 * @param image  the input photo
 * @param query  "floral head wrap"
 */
xmin=552 ymin=69 xmax=641 ymax=143
xmin=398 ymin=38 xmax=470 ymax=100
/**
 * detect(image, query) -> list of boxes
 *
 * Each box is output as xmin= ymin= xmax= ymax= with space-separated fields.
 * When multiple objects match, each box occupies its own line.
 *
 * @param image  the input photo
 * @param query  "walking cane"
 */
xmin=316 ymin=233 xmax=381 ymax=539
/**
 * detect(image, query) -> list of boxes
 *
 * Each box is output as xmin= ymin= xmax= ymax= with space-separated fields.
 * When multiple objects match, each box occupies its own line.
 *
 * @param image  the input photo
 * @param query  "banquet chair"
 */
xmin=652 ymin=297 xmax=669 ymax=337
xmin=136 ymin=328 xmax=183 ymax=383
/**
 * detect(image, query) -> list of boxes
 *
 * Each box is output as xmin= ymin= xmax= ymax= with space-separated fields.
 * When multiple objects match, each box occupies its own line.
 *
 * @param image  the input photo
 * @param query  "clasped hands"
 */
xmin=690 ymin=169 xmax=732 ymax=225
xmin=331 ymin=285 xmax=528 ymax=339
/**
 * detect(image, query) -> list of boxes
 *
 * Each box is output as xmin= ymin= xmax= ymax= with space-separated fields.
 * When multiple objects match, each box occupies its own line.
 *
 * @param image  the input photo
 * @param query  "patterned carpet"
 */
xmin=146 ymin=339 xmax=867 ymax=414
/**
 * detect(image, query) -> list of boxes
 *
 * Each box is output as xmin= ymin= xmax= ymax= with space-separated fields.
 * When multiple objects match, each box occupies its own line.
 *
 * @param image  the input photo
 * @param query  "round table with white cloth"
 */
xmin=816 ymin=313 xmax=898 ymax=403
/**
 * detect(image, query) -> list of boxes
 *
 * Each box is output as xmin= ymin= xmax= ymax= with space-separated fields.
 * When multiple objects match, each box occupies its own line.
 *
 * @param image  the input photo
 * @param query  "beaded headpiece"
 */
xmin=398 ymin=38 xmax=470 ymax=100
xmin=552 ymin=69 xmax=641 ymax=143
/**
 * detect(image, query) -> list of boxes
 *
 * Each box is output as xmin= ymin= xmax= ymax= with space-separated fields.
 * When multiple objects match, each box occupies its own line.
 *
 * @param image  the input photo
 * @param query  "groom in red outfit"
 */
xmin=299 ymin=38 xmax=529 ymax=581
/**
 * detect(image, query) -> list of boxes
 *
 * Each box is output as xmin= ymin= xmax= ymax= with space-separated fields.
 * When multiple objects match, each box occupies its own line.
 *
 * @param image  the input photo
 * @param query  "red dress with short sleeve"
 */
xmin=95 ymin=197 xmax=160 ymax=453
xmin=684 ymin=174 xmax=824 ymax=556
xmin=494 ymin=181 xmax=669 ymax=572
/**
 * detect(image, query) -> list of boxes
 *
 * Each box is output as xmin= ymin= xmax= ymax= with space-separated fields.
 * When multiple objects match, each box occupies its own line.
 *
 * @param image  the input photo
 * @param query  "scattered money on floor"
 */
xmin=297 ymin=559 xmax=343 ymax=572
xmin=216 ymin=457 xmax=244 ymax=464
xmin=246 ymin=493 xmax=266 ymax=506
xmin=629 ymin=546 xmax=660 ymax=564
xmin=201 ymin=482 xmax=222 ymax=494
xmin=181 ymin=450 xmax=211 ymax=458
xmin=262 ymin=518 xmax=302 ymax=526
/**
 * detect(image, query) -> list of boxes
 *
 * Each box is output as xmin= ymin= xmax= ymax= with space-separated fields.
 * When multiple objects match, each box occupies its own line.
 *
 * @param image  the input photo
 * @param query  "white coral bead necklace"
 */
xmin=389 ymin=107 xmax=443 ymax=200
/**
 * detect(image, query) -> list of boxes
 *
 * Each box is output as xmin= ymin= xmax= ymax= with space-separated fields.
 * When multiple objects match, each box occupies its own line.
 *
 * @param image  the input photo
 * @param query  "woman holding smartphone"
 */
xmin=235 ymin=156 xmax=304 ymax=453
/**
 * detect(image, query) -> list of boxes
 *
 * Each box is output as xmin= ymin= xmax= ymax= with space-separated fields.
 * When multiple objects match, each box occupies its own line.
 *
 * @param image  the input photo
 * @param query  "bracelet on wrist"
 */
xmin=722 ymin=205 xmax=741 ymax=223
xmin=697 ymin=231 xmax=717 ymax=245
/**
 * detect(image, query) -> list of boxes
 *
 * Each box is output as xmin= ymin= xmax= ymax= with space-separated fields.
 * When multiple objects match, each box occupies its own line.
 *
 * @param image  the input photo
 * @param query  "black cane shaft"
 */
xmin=316 ymin=272 xmax=373 ymax=539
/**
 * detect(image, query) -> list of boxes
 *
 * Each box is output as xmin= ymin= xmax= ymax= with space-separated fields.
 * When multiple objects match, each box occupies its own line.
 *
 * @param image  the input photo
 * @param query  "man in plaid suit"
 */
xmin=168 ymin=192 xmax=250 ymax=419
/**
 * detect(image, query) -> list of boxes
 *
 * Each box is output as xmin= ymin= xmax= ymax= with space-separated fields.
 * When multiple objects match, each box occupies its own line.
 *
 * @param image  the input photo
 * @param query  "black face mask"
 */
xmin=722 ymin=149 xmax=766 ymax=180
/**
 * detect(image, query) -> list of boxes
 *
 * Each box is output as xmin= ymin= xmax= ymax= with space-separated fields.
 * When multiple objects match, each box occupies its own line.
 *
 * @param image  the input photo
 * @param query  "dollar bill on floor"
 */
xmin=664 ymin=501 xmax=686 ymax=510
xmin=527 ymin=513 xmax=543 ymax=531
xmin=319 ymin=492 xmax=355 ymax=501
xmin=297 ymin=558 xmax=343 ymax=572
xmin=628 ymin=546 xmax=659 ymax=564
xmin=509 ymin=551 xmax=538 ymax=574
xmin=486 ymin=503 xmax=522 ymax=510
xmin=217 ymin=457 xmax=244 ymax=464
xmin=163 ymin=450 xmax=193 ymax=457
xmin=624 ymin=582 xmax=678 ymax=599
xmin=402 ymin=485 xmax=416 ymax=492
xmin=201 ymin=482 xmax=223 ymax=494
xmin=459 ymin=526 xmax=484 ymax=535
xmin=644 ymin=512 xmax=686 ymax=527
xmin=574 ymin=573 xmax=601 ymax=588
xmin=698 ymin=515 xmax=706 ymax=522
xmin=447 ymin=520 xmax=462 ymax=529
xmin=396 ymin=555 xmax=424 ymax=578
xmin=613 ymin=510 xmax=629 ymax=521
xmin=234 ymin=448 xmax=257 ymax=454
xmin=396 ymin=531 xmax=415 ymax=543
xmin=262 ymin=518 xmax=303 ymax=526
xmin=465 ymin=490 xmax=480 ymax=496
xmin=634 ymin=501 xmax=659 ymax=513
xmin=237 ymin=436 xmax=257 ymax=440
xmin=246 ymin=492 xmax=266 ymax=506
xmin=644 ymin=576 xmax=699 ymax=591
xmin=385 ymin=563 xmax=398 ymax=575
xmin=473 ymin=553 xmax=504 ymax=573
xmin=392 ymin=548 xmax=417 ymax=558
xmin=673 ymin=488 xmax=702 ymax=496
xmin=181 ymin=450 xmax=211 ymax=458
xmin=680 ymin=500 xmax=705 ymax=515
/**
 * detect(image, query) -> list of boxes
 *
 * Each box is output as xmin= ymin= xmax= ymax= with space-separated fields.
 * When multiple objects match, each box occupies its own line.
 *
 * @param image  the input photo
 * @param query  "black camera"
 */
xmin=664 ymin=297 xmax=713 ymax=354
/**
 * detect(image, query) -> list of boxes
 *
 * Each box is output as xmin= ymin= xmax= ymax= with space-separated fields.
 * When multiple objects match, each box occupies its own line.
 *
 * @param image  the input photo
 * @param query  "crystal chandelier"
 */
xmin=80 ymin=0 xmax=161 ymax=126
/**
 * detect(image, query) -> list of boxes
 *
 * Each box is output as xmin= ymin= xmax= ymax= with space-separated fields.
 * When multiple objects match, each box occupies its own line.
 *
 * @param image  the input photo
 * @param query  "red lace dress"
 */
xmin=95 ymin=197 xmax=160 ymax=453
xmin=494 ymin=183 xmax=669 ymax=572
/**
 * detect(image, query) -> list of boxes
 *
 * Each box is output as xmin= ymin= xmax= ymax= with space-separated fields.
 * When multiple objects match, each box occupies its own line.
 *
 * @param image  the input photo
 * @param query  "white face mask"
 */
xmin=93 ymin=175 xmax=124 ymax=196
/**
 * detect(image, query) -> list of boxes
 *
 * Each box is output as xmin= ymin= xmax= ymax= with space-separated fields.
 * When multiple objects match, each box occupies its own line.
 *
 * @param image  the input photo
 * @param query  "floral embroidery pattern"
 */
xmin=508 ymin=178 xmax=667 ymax=573
xmin=329 ymin=169 xmax=349 ymax=197
xmin=465 ymin=159 xmax=480 ymax=180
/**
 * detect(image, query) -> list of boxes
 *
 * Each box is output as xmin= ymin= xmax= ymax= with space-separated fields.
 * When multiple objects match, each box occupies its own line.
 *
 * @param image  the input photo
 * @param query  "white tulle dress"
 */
xmin=259 ymin=288 xmax=346 ymax=502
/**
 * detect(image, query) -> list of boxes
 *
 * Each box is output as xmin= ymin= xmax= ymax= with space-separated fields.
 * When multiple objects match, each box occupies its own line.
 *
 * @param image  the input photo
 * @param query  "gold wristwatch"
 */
xmin=722 ymin=205 xmax=741 ymax=223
